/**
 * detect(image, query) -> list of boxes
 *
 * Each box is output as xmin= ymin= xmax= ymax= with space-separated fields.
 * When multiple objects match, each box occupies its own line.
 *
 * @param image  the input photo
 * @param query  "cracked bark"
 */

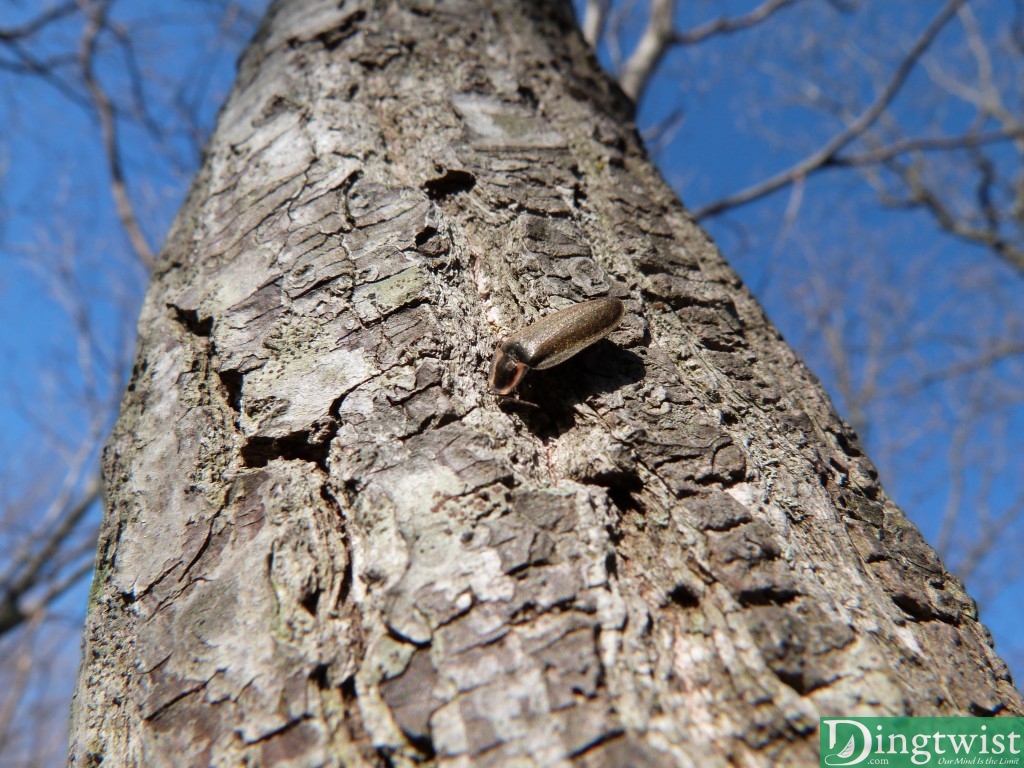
xmin=69 ymin=0 xmax=1021 ymax=766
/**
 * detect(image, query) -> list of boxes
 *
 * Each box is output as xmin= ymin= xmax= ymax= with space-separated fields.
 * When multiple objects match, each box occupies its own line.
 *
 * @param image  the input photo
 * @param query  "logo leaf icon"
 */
xmin=837 ymin=735 xmax=856 ymax=758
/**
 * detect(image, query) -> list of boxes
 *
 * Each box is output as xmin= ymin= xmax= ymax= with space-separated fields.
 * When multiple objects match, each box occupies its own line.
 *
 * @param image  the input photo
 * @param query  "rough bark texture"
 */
xmin=70 ymin=0 xmax=1021 ymax=765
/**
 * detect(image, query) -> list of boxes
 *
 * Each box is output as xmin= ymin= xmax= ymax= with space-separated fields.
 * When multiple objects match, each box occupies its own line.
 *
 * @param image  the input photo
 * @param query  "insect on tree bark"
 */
xmin=489 ymin=297 xmax=625 ymax=396
xmin=70 ymin=0 xmax=1022 ymax=766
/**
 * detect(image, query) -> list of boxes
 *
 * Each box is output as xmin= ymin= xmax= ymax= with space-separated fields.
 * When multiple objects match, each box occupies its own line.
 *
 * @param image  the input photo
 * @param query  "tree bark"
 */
xmin=69 ymin=0 xmax=1022 ymax=765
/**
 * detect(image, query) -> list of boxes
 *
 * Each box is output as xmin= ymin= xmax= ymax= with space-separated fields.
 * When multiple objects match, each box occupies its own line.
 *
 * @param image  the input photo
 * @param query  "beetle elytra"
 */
xmin=489 ymin=297 xmax=626 ymax=396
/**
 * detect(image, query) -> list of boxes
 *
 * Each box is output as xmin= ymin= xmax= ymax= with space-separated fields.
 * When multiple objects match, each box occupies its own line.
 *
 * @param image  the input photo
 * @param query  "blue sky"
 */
xmin=1 ymin=1 xmax=1022 ymax=761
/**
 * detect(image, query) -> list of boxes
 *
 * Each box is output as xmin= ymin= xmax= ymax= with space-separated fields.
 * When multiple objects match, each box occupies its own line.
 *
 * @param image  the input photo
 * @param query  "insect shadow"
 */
xmin=501 ymin=340 xmax=645 ymax=436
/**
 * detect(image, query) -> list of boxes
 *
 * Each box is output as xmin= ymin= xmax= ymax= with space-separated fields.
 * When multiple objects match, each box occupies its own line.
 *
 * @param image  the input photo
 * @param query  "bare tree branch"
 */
xmin=619 ymin=0 xmax=801 ymax=103
xmin=871 ymin=155 xmax=1024 ymax=274
xmin=0 ymin=3 xmax=78 ymax=41
xmin=0 ymin=612 xmax=44 ymax=753
xmin=957 ymin=501 xmax=1024 ymax=582
xmin=673 ymin=0 xmax=800 ymax=45
xmin=582 ymin=0 xmax=610 ymax=48
xmin=874 ymin=341 xmax=1024 ymax=400
xmin=618 ymin=0 xmax=674 ymax=102
xmin=0 ymin=470 xmax=100 ymax=636
xmin=832 ymin=128 xmax=1024 ymax=167
xmin=77 ymin=0 xmax=156 ymax=269
xmin=0 ymin=36 xmax=86 ymax=106
xmin=693 ymin=0 xmax=967 ymax=220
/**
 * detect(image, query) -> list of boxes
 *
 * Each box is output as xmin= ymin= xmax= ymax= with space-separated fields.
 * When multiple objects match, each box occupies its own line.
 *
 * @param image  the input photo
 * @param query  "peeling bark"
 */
xmin=69 ymin=0 xmax=1021 ymax=766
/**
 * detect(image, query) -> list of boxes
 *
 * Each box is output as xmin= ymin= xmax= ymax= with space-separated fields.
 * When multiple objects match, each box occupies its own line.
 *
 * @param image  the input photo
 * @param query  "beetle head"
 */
xmin=489 ymin=343 xmax=529 ymax=396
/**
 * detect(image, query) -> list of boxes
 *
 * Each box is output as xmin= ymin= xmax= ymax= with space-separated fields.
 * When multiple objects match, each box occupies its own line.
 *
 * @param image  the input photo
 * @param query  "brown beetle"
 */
xmin=489 ymin=297 xmax=626 ymax=396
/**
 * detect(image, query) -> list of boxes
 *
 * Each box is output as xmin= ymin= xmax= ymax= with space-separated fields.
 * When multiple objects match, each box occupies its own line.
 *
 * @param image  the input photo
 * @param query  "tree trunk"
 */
xmin=69 ymin=0 xmax=1022 ymax=765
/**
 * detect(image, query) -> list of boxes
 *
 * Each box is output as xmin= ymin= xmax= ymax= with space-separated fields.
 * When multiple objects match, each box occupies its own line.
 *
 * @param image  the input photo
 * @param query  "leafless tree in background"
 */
xmin=0 ymin=3 xmax=261 ymax=764
xmin=591 ymin=0 xmax=1024 ymax=661
xmin=596 ymin=0 xmax=1024 ymax=276
xmin=2 ymin=0 xmax=1023 ymax=764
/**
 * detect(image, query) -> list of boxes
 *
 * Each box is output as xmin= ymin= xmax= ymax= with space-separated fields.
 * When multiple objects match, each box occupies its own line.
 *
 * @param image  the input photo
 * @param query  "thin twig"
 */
xmin=77 ymin=0 xmax=156 ymax=269
xmin=693 ymin=0 xmax=967 ymax=220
